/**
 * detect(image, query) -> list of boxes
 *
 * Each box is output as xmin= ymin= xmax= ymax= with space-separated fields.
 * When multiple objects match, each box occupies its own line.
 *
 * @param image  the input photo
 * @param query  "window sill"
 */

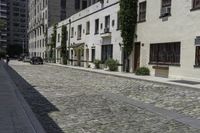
xmin=194 ymin=65 xmax=200 ymax=68
xmin=149 ymin=62 xmax=180 ymax=66
xmin=152 ymin=65 xmax=169 ymax=70
xmin=86 ymin=33 xmax=90 ymax=35
xmin=190 ymin=7 xmax=200 ymax=11
xmin=159 ymin=14 xmax=171 ymax=18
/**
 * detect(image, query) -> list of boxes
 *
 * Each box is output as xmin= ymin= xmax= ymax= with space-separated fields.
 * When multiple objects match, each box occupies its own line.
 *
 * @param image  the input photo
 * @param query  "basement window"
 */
xmin=149 ymin=42 xmax=181 ymax=65
xmin=191 ymin=0 xmax=200 ymax=11
xmin=195 ymin=46 xmax=200 ymax=67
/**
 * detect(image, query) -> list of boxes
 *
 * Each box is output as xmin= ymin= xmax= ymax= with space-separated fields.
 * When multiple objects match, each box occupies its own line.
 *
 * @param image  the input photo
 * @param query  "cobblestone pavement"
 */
xmin=7 ymin=61 xmax=200 ymax=133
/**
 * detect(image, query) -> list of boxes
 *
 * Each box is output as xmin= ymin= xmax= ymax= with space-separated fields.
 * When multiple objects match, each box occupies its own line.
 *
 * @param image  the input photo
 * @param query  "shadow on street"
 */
xmin=5 ymin=64 xmax=64 ymax=133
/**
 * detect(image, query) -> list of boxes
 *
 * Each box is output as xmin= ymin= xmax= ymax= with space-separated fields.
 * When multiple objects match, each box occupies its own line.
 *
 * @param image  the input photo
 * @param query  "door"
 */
xmin=134 ymin=43 xmax=141 ymax=71
xmin=86 ymin=48 xmax=89 ymax=67
xmin=77 ymin=49 xmax=81 ymax=66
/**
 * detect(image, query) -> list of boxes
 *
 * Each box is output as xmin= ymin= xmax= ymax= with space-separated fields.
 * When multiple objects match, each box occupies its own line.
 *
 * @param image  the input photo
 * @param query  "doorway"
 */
xmin=77 ymin=49 xmax=81 ymax=66
xmin=134 ymin=42 xmax=141 ymax=72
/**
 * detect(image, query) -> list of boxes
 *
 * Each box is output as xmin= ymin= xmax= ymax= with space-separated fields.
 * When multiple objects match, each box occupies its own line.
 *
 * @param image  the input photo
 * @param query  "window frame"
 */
xmin=191 ymin=0 xmax=200 ymax=11
xmin=149 ymin=42 xmax=181 ymax=66
xmin=77 ymin=24 xmax=82 ymax=40
xmin=86 ymin=21 xmax=90 ymax=35
xmin=101 ymin=44 xmax=113 ymax=63
xmin=95 ymin=19 xmax=99 ymax=34
xmin=138 ymin=1 xmax=147 ymax=22
xmin=160 ymin=0 xmax=172 ymax=18
xmin=195 ymin=46 xmax=200 ymax=67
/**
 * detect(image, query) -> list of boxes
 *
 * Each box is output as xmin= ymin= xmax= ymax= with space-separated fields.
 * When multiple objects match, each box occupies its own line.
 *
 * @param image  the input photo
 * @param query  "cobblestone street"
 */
xmin=6 ymin=61 xmax=200 ymax=133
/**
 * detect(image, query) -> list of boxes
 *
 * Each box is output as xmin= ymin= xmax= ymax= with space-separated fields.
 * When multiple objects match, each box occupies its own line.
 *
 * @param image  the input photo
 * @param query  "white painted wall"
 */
xmin=55 ymin=0 xmax=123 ymax=69
xmin=52 ymin=0 xmax=200 ymax=79
xmin=137 ymin=0 xmax=200 ymax=80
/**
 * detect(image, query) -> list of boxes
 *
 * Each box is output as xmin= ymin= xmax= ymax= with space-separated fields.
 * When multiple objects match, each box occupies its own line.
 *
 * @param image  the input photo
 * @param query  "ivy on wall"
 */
xmin=50 ymin=24 xmax=57 ymax=62
xmin=119 ymin=0 xmax=138 ymax=71
xmin=0 ymin=19 xmax=6 ymax=30
xmin=61 ymin=25 xmax=67 ymax=64
xmin=119 ymin=0 xmax=138 ymax=56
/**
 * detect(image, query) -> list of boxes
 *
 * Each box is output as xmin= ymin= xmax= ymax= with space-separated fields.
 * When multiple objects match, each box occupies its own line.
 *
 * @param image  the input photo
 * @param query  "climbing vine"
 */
xmin=0 ymin=19 xmax=6 ymax=30
xmin=50 ymin=24 xmax=57 ymax=62
xmin=119 ymin=0 xmax=138 ymax=71
xmin=61 ymin=25 xmax=67 ymax=64
xmin=119 ymin=0 xmax=138 ymax=56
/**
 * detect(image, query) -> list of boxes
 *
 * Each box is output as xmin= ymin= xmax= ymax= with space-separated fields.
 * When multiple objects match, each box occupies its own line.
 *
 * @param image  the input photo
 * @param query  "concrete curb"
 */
xmin=2 ymin=62 xmax=46 ymax=133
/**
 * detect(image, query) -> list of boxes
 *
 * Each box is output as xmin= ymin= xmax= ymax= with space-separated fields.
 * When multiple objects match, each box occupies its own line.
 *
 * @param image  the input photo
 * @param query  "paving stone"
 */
xmin=7 ymin=61 xmax=200 ymax=133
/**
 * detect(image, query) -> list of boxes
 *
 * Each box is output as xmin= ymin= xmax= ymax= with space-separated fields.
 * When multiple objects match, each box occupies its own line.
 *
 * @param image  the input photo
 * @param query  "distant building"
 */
xmin=0 ymin=0 xmax=28 ymax=56
xmin=28 ymin=0 xmax=100 ymax=58
xmin=0 ymin=0 xmax=8 ymax=50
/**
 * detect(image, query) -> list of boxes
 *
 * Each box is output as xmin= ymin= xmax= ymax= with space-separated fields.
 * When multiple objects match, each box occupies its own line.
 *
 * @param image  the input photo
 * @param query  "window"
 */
xmin=71 ymin=27 xmax=74 ymax=38
xmin=82 ymin=0 xmax=88 ymax=9
xmin=75 ymin=0 xmax=80 ymax=9
xmin=95 ymin=19 xmax=99 ymax=34
xmin=139 ymin=1 xmax=146 ymax=22
xmin=66 ymin=30 xmax=68 ymax=40
xmin=77 ymin=24 xmax=82 ymax=40
xmin=149 ymin=42 xmax=181 ymax=65
xmin=101 ymin=44 xmax=113 ymax=62
xmin=91 ymin=48 xmax=95 ymax=62
xmin=58 ymin=34 xmax=60 ymax=42
xmin=195 ymin=46 xmax=200 ymax=66
xmin=117 ymin=12 xmax=120 ymax=30
xmin=105 ymin=15 xmax=110 ymax=33
xmin=192 ymin=0 xmax=200 ymax=9
xmin=160 ymin=0 xmax=171 ymax=17
xmin=86 ymin=21 xmax=90 ymax=34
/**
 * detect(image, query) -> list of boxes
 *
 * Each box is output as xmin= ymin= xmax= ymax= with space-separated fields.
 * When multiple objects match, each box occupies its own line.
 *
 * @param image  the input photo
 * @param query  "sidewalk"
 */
xmin=48 ymin=63 xmax=200 ymax=90
xmin=0 ymin=61 xmax=45 ymax=133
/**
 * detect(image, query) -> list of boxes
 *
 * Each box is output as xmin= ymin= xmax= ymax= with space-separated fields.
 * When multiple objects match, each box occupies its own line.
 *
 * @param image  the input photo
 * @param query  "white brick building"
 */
xmin=52 ymin=0 xmax=200 ymax=80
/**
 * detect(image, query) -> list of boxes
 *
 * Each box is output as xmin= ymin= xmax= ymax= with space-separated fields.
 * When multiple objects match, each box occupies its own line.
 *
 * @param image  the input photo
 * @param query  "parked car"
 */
xmin=23 ymin=56 xmax=31 ymax=62
xmin=18 ymin=56 xmax=24 ymax=61
xmin=30 ymin=57 xmax=43 ymax=65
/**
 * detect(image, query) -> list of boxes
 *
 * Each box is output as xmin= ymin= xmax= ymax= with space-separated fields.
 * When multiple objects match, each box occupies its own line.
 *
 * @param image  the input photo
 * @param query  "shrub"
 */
xmin=105 ymin=58 xmax=119 ymax=71
xmin=94 ymin=59 xmax=101 ymax=69
xmin=135 ymin=67 xmax=150 ymax=75
xmin=0 ymin=49 xmax=6 ymax=58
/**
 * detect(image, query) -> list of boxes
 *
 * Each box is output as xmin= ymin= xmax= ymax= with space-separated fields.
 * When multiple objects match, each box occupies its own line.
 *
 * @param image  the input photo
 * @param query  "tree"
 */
xmin=0 ymin=19 xmax=6 ymax=30
xmin=61 ymin=25 xmax=67 ymax=64
xmin=119 ymin=0 xmax=138 ymax=72
xmin=50 ymin=25 xmax=57 ymax=62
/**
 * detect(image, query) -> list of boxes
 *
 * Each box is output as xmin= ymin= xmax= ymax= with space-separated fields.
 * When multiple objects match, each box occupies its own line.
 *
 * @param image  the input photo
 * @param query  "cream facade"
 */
xmin=53 ymin=0 xmax=200 ymax=80
xmin=54 ymin=0 xmax=123 ymax=70
xmin=137 ymin=0 xmax=200 ymax=80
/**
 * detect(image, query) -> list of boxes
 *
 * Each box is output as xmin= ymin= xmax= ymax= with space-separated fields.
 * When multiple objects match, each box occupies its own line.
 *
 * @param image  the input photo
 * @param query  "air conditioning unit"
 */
xmin=104 ymin=27 xmax=110 ymax=33
xmin=161 ymin=7 xmax=171 ymax=17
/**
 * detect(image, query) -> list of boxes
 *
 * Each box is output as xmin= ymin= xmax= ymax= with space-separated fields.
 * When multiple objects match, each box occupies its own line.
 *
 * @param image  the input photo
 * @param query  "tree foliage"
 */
xmin=0 ymin=19 xmax=6 ymax=30
xmin=61 ymin=25 xmax=67 ymax=64
xmin=61 ymin=25 xmax=67 ymax=57
xmin=50 ymin=25 xmax=57 ymax=60
xmin=119 ymin=0 xmax=138 ymax=56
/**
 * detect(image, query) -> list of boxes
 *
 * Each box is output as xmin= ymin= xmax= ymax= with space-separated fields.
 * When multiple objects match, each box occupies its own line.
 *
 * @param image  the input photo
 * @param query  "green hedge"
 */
xmin=94 ymin=59 xmax=102 ymax=69
xmin=135 ymin=67 xmax=150 ymax=75
xmin=105 ymin=59 xmax=119 ymax=71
